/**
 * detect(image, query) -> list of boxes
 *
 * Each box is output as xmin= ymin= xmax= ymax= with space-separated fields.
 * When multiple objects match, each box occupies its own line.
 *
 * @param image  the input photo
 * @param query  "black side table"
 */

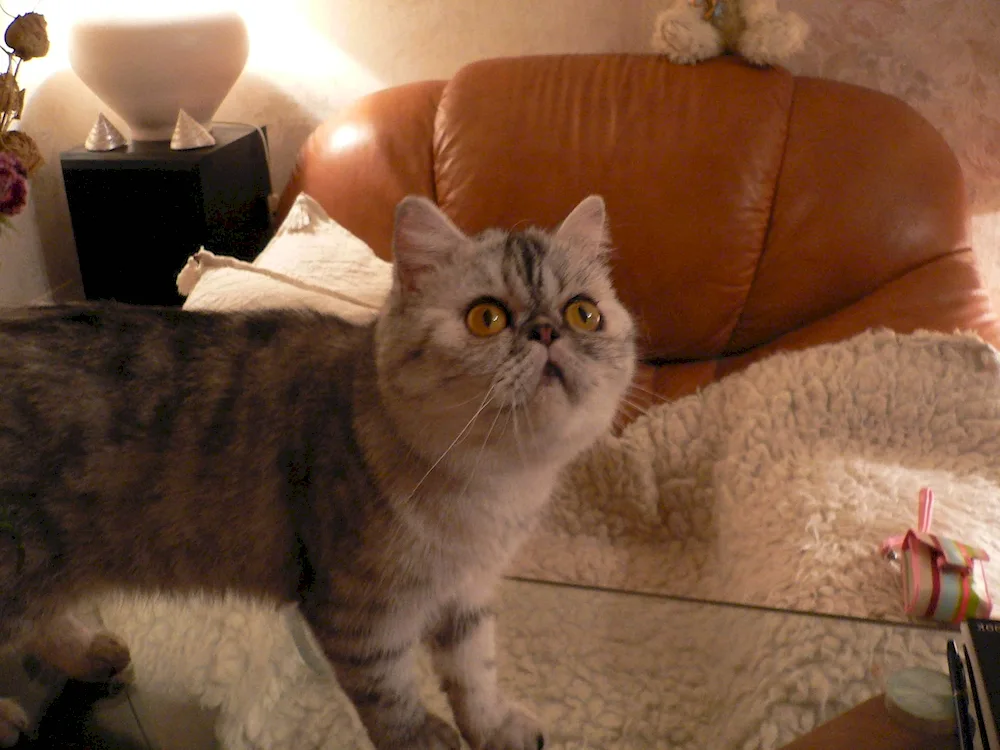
xmin=61 ymin=123 xmax=274 ymax=306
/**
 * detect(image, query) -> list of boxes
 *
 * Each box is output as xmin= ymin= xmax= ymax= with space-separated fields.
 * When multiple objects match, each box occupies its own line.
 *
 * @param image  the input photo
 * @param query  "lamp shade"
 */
xmin=69 ymin=11 xmax=249 ymax=142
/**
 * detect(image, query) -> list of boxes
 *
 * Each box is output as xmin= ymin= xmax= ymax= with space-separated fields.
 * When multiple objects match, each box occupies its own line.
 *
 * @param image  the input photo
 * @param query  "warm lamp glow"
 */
xmin=238 ymin=4 xmax=382 ymax=91
xmin=70 ymin=0 xmax=243 ymax=22
xmin=17 ymin=0 xmax=383 ymax=110
xmin=328 ymin=123 xmax=370 ymax=152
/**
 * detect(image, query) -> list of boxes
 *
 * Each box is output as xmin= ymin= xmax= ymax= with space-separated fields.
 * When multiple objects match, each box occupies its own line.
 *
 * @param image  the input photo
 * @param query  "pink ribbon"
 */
xmin=881 ymin=487 xmax=934 ymax=556
xmin=917 ymin=487 xmax=934 ymax=533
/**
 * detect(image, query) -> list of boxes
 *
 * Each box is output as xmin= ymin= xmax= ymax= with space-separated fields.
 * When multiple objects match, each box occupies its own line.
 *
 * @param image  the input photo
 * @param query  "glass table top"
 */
xmin=79 ymin=577 xmax=954 ymax=750
xmin=494 ymin=578 xmax=951 ymax=750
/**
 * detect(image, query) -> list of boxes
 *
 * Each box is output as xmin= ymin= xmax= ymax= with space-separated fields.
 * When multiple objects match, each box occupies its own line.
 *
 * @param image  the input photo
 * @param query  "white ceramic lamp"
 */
xmin=69 ymin=11 xmax=249 ymax=142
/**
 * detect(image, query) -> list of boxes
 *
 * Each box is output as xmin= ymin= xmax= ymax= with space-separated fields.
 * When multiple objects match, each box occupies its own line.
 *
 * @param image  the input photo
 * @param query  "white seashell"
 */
xmin=84 ymin=113 xmax=127 ymax=151
xmin=170 ymin=109 xmax=216 ymax=150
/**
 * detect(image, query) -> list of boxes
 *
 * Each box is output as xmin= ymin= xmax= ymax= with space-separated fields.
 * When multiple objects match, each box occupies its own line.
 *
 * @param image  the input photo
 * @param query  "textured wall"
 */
xmin=790 ymin=0 xmax=1000 ymax=311
xmin=2 ymin=0 xmax=999 ymax=310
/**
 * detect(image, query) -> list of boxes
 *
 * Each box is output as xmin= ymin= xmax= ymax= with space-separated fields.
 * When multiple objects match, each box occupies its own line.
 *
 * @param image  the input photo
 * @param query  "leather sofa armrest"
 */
xmin=621 ymin=249 xmax=998 ymax=421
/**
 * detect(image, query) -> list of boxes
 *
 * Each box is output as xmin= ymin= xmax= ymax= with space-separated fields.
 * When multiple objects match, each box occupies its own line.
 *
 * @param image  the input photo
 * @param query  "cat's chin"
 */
xmin=538 ymin=361 xmax=567 ymax=390
xmin=508 ymin=388 xmax=621 ymax=462
xmin=523 ymin=350 xmax=578 ymax=403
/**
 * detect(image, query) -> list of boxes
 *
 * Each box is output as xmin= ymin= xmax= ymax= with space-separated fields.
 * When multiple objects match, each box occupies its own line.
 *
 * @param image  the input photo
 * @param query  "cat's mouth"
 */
xmin=540 ymin=361 xmax=566 ymax=388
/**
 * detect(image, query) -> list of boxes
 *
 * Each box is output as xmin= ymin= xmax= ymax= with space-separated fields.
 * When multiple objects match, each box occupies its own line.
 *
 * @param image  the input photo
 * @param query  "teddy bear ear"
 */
xmin=737 ymin=1 xmax=811 ymax=66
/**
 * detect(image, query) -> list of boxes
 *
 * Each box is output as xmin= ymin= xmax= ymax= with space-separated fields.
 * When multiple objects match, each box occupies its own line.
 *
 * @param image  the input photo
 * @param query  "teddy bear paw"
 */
xmin=652 ymin=6 xmax=724 ymax=64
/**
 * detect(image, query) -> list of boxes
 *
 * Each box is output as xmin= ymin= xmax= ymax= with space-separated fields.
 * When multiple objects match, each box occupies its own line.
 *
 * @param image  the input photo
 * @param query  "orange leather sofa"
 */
xmin=276 ymin=54 xmax=999 ymax=413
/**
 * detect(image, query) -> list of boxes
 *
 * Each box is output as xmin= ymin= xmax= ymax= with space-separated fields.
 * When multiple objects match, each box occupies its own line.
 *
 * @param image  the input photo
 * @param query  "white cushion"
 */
xmin=177 ymin=193 xmax=393 ymax=323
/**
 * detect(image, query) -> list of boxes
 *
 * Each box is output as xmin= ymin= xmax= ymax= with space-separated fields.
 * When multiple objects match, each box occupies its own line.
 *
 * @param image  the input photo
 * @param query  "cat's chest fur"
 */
xmin=361 ymin=434 xmax=557 ymax=592
xmin=401 ymin=472 xmax=552 ymax=567
xmin=352 ymin=369 xmax=562 ymax=574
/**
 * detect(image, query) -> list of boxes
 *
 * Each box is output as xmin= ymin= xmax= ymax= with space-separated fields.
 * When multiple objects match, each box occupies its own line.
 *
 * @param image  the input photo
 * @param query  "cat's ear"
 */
xmin=392 ymin=196 xmax=470 ymax=293
xmin=555 ymin=195 xmax=609 ymax=255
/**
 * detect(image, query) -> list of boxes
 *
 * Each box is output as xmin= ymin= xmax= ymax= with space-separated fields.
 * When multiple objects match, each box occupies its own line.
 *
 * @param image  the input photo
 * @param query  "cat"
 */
xmin=0 ymin=194 xmax=636 ymax=750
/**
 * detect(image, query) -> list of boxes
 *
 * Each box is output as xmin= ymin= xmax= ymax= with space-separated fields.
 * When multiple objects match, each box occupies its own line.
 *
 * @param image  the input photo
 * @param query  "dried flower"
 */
xmin=0 ymin=73 xmax=21 ymax=117
xmin=4 ymin=13 xmax=48 ymax=61
xmin=0 ymin=151 xmax=28 ymax=217
xmin=1 ymin=130 xmax=40 ymax=174
xmin=0 ymin=7 xmax=50 ymax=233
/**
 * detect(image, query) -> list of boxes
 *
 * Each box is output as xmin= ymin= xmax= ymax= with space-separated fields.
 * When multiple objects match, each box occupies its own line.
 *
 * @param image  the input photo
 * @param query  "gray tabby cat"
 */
xmin=0 ymin=195 xmax=635 ymax=749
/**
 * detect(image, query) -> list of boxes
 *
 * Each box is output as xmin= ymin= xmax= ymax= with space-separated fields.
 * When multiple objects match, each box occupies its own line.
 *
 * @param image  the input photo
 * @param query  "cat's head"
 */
xmin=375 ymin=195 xmax=635 ymax=472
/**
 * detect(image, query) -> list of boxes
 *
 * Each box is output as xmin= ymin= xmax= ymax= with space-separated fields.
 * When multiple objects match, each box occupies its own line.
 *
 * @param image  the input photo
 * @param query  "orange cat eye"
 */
xmin=466 ymin=300 xmax=509 ymax=337
xmin=563 ymin=298 xmax=602 ymax=333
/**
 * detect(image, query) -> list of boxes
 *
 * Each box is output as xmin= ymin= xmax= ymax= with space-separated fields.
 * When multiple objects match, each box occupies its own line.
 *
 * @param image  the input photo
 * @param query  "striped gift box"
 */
xmin=885 ymin=488 xmax=992 ymax=623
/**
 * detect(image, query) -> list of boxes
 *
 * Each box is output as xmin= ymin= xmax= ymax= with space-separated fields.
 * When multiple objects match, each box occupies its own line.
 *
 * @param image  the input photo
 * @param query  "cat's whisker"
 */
xmin=626 ymin=383 xmax=670 ymax=403
xmin=402 ymin=385 xmax=497 ymax=502
xmin=516 ymin=397 xmax=534 ymax=462
xmin=458 ymin=402 xmax=506 ymax=497
xmin=438 ymin=390 xmax=495 ymax=412
xmin=508 ymin=398 xmax=529 ymax=470
xmin=498 ymin=407 xmax=515 ymax=444
xmin=619 ymin=394 xmax=649 ymax=409
xmin=512 ymin=381 xmax=538 ymax=439
xmin=619 ymin=401 xmax=650 ymax=417
xmin=617 ymin=396 xmax=652 ymax=419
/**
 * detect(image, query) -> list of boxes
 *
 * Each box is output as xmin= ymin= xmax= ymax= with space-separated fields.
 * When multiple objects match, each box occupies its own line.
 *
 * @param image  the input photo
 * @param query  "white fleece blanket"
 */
xmin=512 ymin=327 xmax=1000 ymax=623
xmin=93 ymin=326 xmax=999 ymax=749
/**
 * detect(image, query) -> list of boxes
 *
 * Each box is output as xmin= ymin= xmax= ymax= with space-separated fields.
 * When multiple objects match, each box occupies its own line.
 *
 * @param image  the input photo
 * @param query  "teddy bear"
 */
xmin=652 ymin=0 xmax=809 ymax=67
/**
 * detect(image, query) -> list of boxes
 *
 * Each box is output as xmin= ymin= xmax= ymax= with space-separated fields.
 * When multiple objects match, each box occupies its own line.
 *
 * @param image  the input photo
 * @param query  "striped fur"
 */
xmin=0 ymin=196 xmax=635 ymax=750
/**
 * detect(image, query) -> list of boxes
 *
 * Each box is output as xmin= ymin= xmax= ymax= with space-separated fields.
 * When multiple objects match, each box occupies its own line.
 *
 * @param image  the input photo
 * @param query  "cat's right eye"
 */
xmin=466 ymin=300 xmax=509 ymax=337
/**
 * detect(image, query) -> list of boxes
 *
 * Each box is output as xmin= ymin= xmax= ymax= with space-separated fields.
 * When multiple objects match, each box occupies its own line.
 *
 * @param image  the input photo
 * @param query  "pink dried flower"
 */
xmin=0 ymin=151 xmax=28 ymax=217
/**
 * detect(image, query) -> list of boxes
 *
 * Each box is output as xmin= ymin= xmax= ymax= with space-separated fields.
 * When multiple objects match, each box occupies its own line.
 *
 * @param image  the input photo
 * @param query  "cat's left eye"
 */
xmin=564 ymin=298 xmax=602 ymax=333
xmin=466 ymin=300 xmax=509 ymax=337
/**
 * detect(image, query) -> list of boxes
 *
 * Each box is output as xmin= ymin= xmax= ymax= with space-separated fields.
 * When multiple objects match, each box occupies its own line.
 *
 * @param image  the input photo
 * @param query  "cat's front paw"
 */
xmin=0 ymin=697 xmax=29 ymax=748
xmin=471 ymin=705 xmax=545 ymax=750
xmin=378 ymin=713 xmax=461 ymax=750
xmin=28 ymin=625 xmax=132 ymax=682
xmin=78 ymin=630 xmax=132 ymax=682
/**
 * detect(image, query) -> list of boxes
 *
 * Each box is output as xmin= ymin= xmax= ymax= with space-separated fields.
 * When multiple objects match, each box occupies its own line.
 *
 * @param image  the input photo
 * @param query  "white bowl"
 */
xmin=69 ymin=11 xmax=249 ymax=142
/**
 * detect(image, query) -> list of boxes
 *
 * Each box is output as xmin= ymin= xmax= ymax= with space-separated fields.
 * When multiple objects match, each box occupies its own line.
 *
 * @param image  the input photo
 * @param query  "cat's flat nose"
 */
xmin=529 ymin=323 xmax=559 ymax=346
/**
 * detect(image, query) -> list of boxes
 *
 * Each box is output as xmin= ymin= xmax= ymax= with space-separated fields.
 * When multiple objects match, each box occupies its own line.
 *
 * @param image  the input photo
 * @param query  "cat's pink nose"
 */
xmin=529 ymin=323 xmax=559 ymax=346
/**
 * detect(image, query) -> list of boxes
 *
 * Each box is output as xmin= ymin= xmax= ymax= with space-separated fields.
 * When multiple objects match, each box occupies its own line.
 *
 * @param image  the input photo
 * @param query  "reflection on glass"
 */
xmin=495 ymin=579 xmax=949 ymax=749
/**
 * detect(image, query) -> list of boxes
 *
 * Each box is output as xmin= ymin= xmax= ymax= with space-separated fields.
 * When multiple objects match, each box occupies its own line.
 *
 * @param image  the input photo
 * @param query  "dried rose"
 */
xmin=5 ymin=13 xmax=49 ymax=61
xmin=0 ymin=151 xmax=28 ymax=217
xmin=0 ymin=73 xmax=22 ymax=118
xmin=0 ymin=131 xmax=42 ymax=175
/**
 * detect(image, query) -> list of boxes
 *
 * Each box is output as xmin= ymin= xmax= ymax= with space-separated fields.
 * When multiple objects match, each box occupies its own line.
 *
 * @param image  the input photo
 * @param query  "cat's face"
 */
xmin=375 ymin=196 xmax=635 ymax=472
